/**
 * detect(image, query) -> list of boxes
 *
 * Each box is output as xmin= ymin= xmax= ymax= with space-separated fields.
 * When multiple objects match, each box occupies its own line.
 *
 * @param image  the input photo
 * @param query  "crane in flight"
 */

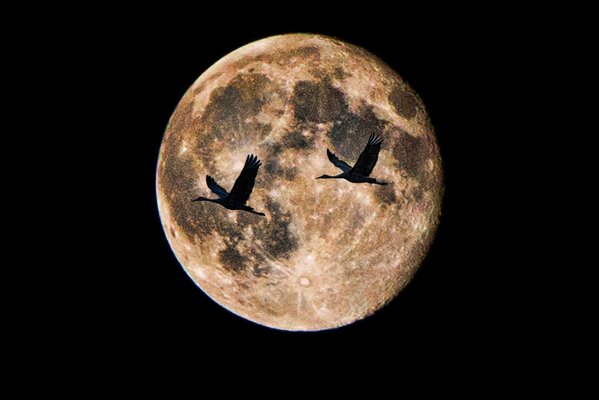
xmin=192 ymin=154 xmax=266 ymax=216
xmin=316 ymin=134 xmax=388 ymax=186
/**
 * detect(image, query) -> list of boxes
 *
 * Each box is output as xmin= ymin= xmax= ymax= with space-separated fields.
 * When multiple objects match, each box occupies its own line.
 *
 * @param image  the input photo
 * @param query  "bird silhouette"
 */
xmin=316 ymin=133 xmax=388 ymax=185
xmin=192 ymin=154 xmax=266 ymax=216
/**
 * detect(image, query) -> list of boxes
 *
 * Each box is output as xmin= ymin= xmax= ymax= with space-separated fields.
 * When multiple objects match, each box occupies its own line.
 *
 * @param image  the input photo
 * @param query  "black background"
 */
xmin=58 ymin=3 xmax=542 ymax=367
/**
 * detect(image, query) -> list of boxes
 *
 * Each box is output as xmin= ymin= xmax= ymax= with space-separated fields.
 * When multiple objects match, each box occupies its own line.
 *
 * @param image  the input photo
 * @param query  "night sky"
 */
xmin=48 ymin=3 xmax=543 ymax=370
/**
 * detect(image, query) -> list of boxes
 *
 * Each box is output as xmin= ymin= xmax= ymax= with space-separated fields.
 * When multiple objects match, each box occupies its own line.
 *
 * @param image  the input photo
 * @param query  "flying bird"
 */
xmin=317 ymin=134 xmax=388 ymax=185
xmin=192 ymin=154 xmax=266 ymax=216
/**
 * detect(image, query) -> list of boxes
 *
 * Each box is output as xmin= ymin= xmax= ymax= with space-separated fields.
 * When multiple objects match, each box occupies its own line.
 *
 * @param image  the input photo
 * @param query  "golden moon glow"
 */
xmin=156 ymin=34 xmax=443 ymax=331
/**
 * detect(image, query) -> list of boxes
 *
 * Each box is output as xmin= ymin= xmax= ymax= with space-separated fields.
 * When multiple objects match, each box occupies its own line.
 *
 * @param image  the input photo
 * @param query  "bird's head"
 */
xmin=191 ymin=196 xmax=209 ymax=202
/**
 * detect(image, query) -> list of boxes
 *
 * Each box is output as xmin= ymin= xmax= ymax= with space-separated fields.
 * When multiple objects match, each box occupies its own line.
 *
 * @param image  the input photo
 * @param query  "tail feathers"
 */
xmin=243 ymin=206 xmax=266 ymax=216
xmin=369 ymin=179 xmax=389 ymax=186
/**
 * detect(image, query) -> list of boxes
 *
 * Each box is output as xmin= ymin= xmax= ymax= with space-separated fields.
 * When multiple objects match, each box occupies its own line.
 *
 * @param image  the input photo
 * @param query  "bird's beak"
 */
xmin=191 ymin=197 xmax=202 ymax=202
xmin=315 ymin=175 xmax=324 ymax=179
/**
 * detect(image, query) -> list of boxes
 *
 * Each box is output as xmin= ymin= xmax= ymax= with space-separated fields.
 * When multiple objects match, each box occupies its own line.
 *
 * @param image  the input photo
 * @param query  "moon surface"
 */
xmin=156 ymin=34 xmax=443 ymax=331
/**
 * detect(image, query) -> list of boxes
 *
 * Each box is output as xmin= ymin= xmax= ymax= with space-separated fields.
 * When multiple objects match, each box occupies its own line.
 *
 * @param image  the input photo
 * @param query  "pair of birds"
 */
xmin=192 ymin=134 xmax=388 ymax=216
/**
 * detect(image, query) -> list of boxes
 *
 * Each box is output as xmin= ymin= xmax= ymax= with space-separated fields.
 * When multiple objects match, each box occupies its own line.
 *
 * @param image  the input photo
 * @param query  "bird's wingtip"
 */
xmin=245 ymin=154 xmax=261 ymax=168
xmin=369 ymin=133 xmax=383 ymax=143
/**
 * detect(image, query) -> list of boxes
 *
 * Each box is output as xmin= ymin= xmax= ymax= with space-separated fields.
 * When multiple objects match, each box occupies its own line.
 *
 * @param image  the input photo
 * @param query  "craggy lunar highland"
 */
xmin=156 ymin=34 xmax=443 ymax=331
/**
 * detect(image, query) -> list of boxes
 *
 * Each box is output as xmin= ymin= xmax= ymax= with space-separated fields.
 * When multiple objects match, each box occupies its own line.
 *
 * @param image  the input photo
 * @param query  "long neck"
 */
xmin=319 ymin=174 xmax=344 ymax=179
xmin=192 ymin=196 xmax=218 ymax=203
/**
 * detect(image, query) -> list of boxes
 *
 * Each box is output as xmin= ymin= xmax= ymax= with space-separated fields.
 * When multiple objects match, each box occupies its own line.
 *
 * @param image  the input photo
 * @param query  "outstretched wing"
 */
xmin=352 ymin=133 xmax=383 ymax=176
xmin=327 ymin=149 xmax=352 ymax=173
xmin=228 ymin=154 xmax=261 ymax=205
xmin=206 ymin=175 xmax=228 ymax=198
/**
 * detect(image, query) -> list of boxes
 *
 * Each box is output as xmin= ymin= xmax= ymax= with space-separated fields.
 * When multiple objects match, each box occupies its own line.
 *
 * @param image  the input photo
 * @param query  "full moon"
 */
xmin=156 ymin=34 xmax=443 ymax=331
